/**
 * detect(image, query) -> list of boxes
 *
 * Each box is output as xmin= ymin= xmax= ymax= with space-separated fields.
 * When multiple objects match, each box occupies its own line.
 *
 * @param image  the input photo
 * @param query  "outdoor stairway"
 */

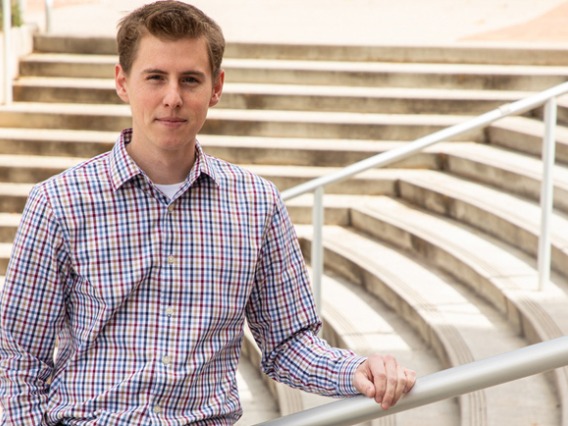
xmin=1 ymin=34 xmax=568 ymax=425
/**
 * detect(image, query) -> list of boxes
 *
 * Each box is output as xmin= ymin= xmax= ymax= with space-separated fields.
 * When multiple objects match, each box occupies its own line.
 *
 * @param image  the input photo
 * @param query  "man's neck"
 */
xmin=125 ymin=141 xmax=196 ymax=185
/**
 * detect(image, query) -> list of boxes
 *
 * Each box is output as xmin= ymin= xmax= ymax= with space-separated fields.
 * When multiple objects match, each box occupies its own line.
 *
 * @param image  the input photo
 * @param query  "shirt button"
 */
xmin=166 ymin=306 xmax=175 ymax=317
xmin=167 ymin=255 xmax=176 ymax=265
xmin=162 ymin=355 xmax=172 ymax=365
xmin=154 ymin=405 xmax=162 ymax=414
xmin=167 ymin=204 xmax=175 ymax=212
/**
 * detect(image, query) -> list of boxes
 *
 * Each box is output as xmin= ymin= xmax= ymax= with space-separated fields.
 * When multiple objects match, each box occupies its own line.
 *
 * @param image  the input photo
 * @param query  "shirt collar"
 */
xmin=109 ymin=129 xmax=220 ymax=191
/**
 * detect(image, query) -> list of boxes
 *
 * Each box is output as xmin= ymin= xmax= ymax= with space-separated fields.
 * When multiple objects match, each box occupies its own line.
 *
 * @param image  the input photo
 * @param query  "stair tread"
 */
xmin=0 ymin=101 xmax=473 ymax=122
xmin=0 ymin=127 xmax=118 ymax=142
xmin=441 ymin=141 xmax=568 ymax=184
xmin=0 ymin=213 xmax=21 ymax=226
xmin=400 ymin=169 xmax=568 ymax=245
xmin=309 ymin=266 xmax=457 ymax=423
xmin=23 ymin=53 xmax=568 ymax=74
xmin=315 ymin=225 xmax=558 ymax=422
xmin=0 ymin=182 xmax=34 ymax=195
xmin=236 ymin=357 xmax=279 ymax=424
xmin=356 ymin=196 xmax=568 ymax=336
xmin=493 ymin=115 xmax=568 ymax=142
xmin=359 ymin=196 xmax=534 ymax=278
xmin=13 ymin=77 xmax=534 ymax=100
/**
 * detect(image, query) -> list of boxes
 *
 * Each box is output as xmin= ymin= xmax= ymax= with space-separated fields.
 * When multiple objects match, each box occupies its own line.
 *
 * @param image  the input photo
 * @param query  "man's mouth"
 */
xmin=157 ymin=117 xmax=187 ymax=123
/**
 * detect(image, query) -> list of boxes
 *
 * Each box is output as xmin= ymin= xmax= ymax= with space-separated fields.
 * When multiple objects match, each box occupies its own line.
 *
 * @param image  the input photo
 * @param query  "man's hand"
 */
xmin=353 ymin=354 xmax=416 ymax=410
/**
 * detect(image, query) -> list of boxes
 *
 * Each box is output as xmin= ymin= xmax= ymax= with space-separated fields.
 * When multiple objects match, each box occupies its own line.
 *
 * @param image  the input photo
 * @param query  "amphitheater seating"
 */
xmin=1 ymin=35 xmax=568 ymax=425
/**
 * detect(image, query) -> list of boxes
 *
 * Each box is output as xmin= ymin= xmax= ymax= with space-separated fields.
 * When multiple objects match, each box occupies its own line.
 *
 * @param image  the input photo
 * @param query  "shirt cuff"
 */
xmin=335 ymin=354 xmax=367 ymax=396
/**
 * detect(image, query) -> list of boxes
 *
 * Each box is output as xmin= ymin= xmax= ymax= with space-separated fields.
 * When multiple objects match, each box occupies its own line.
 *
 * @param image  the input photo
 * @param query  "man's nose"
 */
xmin=163 ymin=83 xmax=183 ymax=108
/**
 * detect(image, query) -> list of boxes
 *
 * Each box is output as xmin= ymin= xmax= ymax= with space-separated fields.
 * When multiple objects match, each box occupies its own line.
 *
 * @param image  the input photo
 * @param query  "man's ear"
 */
xmin=209 ymin=69 xmax=225 ymax=107
xmin=115 ymin=64 xmax=130 ymax=104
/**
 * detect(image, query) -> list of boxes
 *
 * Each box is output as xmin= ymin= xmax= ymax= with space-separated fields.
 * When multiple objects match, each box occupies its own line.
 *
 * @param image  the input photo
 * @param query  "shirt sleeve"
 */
xmin=0 ymin=185 xmax=69 ymax=425
xmin=246 ymin=190 xmax=365 ymax=397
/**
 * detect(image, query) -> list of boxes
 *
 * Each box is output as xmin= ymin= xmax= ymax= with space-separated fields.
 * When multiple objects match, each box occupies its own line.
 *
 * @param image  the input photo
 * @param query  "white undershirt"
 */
xmin=155 ymin=182 xmax=184 ymax=200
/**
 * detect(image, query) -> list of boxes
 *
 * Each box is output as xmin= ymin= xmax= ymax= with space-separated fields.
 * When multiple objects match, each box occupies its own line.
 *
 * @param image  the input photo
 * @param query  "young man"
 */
xmin=0 ymin=1 xmax=415 ymax=424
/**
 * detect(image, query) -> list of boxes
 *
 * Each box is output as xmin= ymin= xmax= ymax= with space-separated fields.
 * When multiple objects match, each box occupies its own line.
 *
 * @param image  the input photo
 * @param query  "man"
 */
xmin=0 ymin=1 xmax=415 ymax=424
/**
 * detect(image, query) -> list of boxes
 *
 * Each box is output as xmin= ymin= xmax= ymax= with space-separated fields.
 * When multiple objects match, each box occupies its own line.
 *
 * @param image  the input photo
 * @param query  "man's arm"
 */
xmin=0 ymin=185 xmax=68 ymax=424
xmin=246 ymin=190 xmax=415 ymax=403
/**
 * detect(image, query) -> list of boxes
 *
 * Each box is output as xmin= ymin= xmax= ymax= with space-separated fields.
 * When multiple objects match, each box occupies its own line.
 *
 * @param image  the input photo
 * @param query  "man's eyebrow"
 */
xmin=142 ymin=68 xmax=207 ymax=78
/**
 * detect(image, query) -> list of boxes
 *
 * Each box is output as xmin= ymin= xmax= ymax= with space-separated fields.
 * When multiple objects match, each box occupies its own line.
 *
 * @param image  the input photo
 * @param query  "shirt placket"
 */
xmin=151 ymin=196 xmax=179 ymax=419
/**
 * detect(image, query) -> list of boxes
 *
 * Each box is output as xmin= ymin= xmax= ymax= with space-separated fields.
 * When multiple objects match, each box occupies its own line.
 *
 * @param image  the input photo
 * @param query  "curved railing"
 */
xmin=260 ymin=81 xmax=568 ymax=425
xmin=281 ymin=81 xmax=568 ymax=312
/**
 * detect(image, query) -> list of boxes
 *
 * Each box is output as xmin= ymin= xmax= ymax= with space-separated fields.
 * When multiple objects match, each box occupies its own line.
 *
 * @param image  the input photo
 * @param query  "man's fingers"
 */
xmin=404 ymin=367 xmax=417 ymax=393
xmin=375 ymin=355 xmax=398 ymax=409
xmin=354 ymin=355 xmax=417 ymax=410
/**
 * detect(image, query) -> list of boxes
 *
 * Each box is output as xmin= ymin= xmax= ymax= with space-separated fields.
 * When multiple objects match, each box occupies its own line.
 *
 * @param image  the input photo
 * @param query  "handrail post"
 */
xmin=2 ymin=0 xmax=13 ymax=105
xmin=311 ymin=187 xmax=324 ymax=316
xmin=45 ymin=0 xmax=53 ymax=33
xmin=538 ymin=98 xmax=557 ymax=291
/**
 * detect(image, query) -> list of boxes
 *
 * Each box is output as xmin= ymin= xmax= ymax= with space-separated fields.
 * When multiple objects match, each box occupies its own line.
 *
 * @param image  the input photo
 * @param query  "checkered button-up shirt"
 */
xmin=0 ymin=129 xmax=363 ymax=425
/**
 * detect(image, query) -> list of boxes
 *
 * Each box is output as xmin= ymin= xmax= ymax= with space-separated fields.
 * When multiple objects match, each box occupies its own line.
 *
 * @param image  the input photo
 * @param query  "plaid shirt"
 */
xmin=0 ymin=129 xmax=363 ymax=425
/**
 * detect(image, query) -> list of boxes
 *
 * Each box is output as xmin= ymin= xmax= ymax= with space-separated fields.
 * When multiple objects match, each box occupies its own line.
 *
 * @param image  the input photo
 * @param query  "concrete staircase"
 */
xmin=1 ymin=35 xmax=568 ymax=425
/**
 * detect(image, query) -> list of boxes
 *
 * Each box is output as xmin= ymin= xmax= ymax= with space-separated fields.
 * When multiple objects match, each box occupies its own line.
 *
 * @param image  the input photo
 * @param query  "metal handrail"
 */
xmin=257 ymin=336 xmax=568 ymax=426
xmin=267 ymin=81 xmax=568 ymax=426
xmin=282 ymin=81 xmax=568 ymax=299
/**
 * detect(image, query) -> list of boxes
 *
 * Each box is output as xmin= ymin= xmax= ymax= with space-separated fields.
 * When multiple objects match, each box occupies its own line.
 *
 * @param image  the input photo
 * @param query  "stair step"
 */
xmin=12 ymin=77 xmax=531 ymax=114
xmin=351 ymin=197 xmax=568 ymax=338
xmin=397 ymin=170 xmax=568 ymax=278
xmin=0 ymin=128 xmax=117 ymax=157
xmin=245 ymin=165 xmax=402 ymax=194
xmin=0 ymin=151 xmax=402 ymax=195
xmin=312 ymin=266 xmax=457 ymax=426
xmin=19 ymin=52 xmax=568 ymax=91
xmin=349 ymin=196 xmax=568 ymax=417
xmin=488 ymin=116 xmax=568 ymax=164
xmin=0 ymin=103 xmax=482 ymax=141
xmin=224 ymin=59 xmax=568 ymax=91
xmin=33 ymin=35 xmax=568 ymax=66
xmin=440 ymin=142 xmax=568 ymax=214
xmin=0 ymin=183 xmax=33 ymax=214
xmin=14 ymin=77 xmax=120 ymax=104
xmin=303 ymin=224 xmax=559 ymax=425
xmin=224 ymin=42 xmax=568 ymax=67
xmin=19 ymin=53 xmax=116 ymax=78
xmin=33 ymin=35 xmax=117 ymax=55
xmin=0 ymin=214 xmax=20 ymax=243
xmin=0 ymin=128 xmax=441 ymax=168
xmin=0 ymin=244 xmax=12 ymax=275
xmin=236 ymin=357 xmax=279 ymax=424
xmin=0 ymin=154 xmax=85 ymax=183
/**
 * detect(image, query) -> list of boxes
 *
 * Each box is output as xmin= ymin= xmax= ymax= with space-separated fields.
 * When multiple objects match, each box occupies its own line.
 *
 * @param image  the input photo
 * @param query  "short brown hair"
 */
xmin=117 ymin=1 xmax=225 ymax=78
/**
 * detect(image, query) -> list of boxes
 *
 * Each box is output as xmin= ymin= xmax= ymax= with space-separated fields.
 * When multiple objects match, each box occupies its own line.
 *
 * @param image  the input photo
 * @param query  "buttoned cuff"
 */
xmin=335 ymin=354 xmax=367 ymax=396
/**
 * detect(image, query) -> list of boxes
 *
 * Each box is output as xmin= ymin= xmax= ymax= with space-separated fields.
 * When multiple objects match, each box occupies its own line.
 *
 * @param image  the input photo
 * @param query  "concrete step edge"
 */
xmin=440 ymin=142 xmax=568 ymax=213
xmin=398 ymin=170 xmax=568 ymax=272
xmin=32 ymin=35 xmax=568 ymax=66
xmin=13 ymin=77 xmax=536 ymax=100
xmin=302 ymin=224 xmax=559 ymax=422
xmin=352 ymin=196 xmax=568 ymax=335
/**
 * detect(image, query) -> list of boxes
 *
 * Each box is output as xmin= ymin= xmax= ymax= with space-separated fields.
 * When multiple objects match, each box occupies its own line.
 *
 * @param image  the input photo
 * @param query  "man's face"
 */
xmin=115 ymin=34 xmax=224 ymax=158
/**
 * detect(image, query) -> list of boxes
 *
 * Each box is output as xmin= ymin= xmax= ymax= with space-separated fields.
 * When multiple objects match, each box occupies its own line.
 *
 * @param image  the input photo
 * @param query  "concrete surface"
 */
xmin=20 ymin=0 xmax=568 ymax=45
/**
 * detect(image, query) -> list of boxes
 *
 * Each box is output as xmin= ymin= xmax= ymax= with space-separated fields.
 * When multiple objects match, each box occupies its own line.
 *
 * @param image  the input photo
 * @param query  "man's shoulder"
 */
xmin=33 ymin=151 xmax=113 ymax=203
xmin=205 ymin=154 xmax=279 ymax=196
